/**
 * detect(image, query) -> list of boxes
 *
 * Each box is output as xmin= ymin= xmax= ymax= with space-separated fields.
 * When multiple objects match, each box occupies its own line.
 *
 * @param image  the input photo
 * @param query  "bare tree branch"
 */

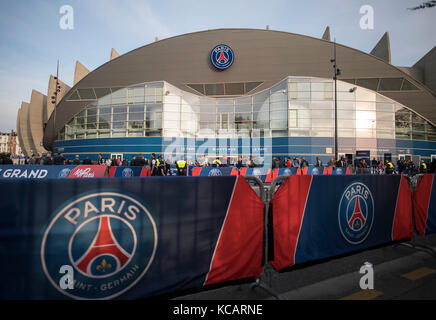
xmin=408 ymin=1 xmax=436 ymax=10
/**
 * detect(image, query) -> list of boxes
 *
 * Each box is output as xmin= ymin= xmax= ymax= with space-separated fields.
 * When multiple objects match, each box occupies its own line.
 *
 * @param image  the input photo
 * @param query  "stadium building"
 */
xmin=17 ymin=28 xmax=436 ymax=165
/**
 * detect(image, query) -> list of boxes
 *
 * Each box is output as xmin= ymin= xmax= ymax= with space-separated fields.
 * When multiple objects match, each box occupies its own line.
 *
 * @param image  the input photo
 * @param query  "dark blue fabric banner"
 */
xmin=110 ymin=166 xmax=144 ymax=178
xmin=277 ymin=167 xmax=299 ymax=176
xmin=271 ymin=175 xmax=413 ymax=271
xmin=244 ymin=167 xmax=271 ymax=182
xmin=413 ymin=174 xmax=436 ymax=236
xmin=0 ymin=165 xmax=78 ymax=179
xmin=199 ymin=166 xmax=235 ymax=176
xmin=0 ymin=176 xmax=264 ymax=299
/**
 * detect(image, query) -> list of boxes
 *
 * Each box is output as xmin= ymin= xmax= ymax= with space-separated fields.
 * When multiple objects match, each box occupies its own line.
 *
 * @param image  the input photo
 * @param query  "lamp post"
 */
xmin=51 ymin=60 xmax=61 ymax=151
xmin=330 ymin=39 xmax=341 ymax=161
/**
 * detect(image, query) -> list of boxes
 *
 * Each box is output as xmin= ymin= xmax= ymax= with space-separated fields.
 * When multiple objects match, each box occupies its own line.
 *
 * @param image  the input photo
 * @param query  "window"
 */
xmin=77 ymin=88 xmax=96 ymax=100
xmin=356 ymin=78 xmax=379 ymax=91
xmin=67 ymin=90 xmax=81 ymax=100
xmin=401 ymin=79 xmax=419 ymax=91
xmin=224 ymin=83 xmax=244 ymax=95
xmin=94 ymin=88 xmax=111 ymax=99
xmin=205 ymin=83 xmax=224 ymax=96
xmin=220 ymin=113 xmax=229 ymax=129
xmin=288 ymin=109 xmax=297 ymax=128
xmin=378 ymin=78 xmax=403 ymax=91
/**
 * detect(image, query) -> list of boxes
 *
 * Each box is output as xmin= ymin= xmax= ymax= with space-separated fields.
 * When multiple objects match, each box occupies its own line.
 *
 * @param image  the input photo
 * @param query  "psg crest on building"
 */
xmin=210 ymin=44 xmax=234 ymax=70
xmin=338 ymin=182 xmax=374 ymax=245
xmin=40 ymin=191 xmax=158 ymax=299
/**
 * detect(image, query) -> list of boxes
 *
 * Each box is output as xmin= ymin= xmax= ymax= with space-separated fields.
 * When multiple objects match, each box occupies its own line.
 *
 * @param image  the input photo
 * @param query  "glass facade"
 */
xmin=57 ymin=77 xmax=436 ymax=144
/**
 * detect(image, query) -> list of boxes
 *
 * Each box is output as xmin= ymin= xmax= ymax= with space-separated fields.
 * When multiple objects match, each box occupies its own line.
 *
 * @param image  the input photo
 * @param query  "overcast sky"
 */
xmin=0 ymin=0 xmax=434 ymax=132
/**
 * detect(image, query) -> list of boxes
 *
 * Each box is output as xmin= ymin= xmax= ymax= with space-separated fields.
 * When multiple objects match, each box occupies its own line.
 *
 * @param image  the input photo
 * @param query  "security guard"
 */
xmin=212 ymin=157 xmax=222 ymax=167
xmin=420 ymin=160 xmax=427 ymax=173
xmin=385 ymin=160 xmax=394 ymax=174
xmin=176 ymin=157 xmax=187 ymax=176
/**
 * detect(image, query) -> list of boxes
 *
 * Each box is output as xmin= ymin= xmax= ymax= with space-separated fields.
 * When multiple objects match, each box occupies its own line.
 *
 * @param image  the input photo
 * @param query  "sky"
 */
xmin=0 ymin=0 xmax=434 ymax=132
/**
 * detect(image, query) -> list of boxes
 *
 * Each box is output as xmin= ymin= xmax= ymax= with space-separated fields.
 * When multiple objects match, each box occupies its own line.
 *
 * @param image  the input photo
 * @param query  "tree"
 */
xmin=408 ymin=1 xmax=436 ymax=10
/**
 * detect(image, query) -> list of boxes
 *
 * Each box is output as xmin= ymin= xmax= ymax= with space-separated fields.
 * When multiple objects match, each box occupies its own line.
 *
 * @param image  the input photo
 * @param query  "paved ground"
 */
xmin=173 ymin=234 xmax=436 ymax=300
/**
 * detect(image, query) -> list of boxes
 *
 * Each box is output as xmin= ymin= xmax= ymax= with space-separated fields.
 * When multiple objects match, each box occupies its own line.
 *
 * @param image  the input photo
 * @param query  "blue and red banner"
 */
xmin=67 ymin=165 xmax=107 ymax=178
xmin=413 ymin=174 xmax=436 ymax=236
xmin=270 ymin=175 xmax=413 ymax=271
xmin=0 ymin=165 xmax=107 ymax=179
xmin=108 ymin=166 xmax=144 ymax=178
xmin=197 ymin=166 xmax=238 ymax=177
xmin=0 ymin=176 xmax=264 ymax=299
xmin=0 ymin=165 xmax=76 ymax=179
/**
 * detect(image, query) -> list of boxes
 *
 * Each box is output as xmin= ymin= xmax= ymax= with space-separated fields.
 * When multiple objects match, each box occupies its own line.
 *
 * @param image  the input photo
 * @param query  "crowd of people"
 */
xmin=270 ymin=155 xmax=436 ymax=175
xmin=6 ymin=152 xmax=436 ymax=176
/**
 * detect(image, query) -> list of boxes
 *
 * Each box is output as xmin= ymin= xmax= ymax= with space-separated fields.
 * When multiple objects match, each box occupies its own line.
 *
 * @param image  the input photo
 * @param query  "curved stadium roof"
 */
xmin=43 ymin=28 xmax=436 ymax=150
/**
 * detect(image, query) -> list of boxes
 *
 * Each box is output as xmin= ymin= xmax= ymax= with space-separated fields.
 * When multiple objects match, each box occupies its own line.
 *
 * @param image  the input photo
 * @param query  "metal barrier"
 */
xmin=243 ymin=176 xmax=283 ymax=300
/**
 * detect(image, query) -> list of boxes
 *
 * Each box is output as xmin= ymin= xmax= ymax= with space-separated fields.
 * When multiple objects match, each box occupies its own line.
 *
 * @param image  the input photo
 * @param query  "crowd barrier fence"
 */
xmin=268 ymin=174 xmax=414 ymax=272
xmin=0 ymin=176 xmax=264 ymax=299
xmin=413 ymin=174 xmax=436 ymax=236
xmin=0 ymin=166 xmax=434 ymax=300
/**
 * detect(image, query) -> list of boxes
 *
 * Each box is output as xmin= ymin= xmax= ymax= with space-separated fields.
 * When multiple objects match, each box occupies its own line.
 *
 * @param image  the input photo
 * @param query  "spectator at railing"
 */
xmin=73 ymin=155 xmax=80 ymax=165
xmin=53 ymin=153 xmax=65 ymax=165
xmin=419 ymin=160 xmax=428 ymax=174
xmin=96 ymin=153 xmax=105 ymax=165
xmin=82 ymin=156 xmax=92 ymax=165
xmin=300 ymin=157 xmax=309 ymax=168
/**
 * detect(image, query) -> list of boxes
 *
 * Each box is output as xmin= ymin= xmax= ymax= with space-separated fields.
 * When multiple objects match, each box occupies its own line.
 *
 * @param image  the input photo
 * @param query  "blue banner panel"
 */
xmin=413 ymin=174 xmax=436 ymax=236
xmin=244 ymin=167 xmax=271 ymax=182
xmin=0 ymin=176 xmax=264 ymax=299
xmin=110 ymin=166 xmax=144 ymax=178
xmin=199 ymin=167 xmax=235 ymax=176
xmin=0 ymin=165 xmax=78 ymax=179
xmin=271 ymin=175 xmax=413 ymax=271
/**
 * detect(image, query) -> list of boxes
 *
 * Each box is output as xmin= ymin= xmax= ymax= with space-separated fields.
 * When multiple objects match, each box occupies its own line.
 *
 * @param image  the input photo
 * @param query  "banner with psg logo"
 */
xmin=108 ymin=166 xmax=144 ymax=178
xmin=0 ymin=165 xmax=107 ymax=179
xmin=198 ymin=166 xmax=238 ymax=177
xmin=270 ymin=175 xmax=413 ymax=271
xmin=413 ymin=174 xmax=436 ymax=236
xmin=0 ymin=176 xmax=264 ymax=299
xmin=0 ymin=165 xmax=77 ymax=179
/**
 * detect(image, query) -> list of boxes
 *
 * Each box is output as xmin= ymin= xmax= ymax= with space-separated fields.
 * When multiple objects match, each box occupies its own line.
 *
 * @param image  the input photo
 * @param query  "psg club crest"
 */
xmin=252 ymin=168 xmax=262 ymax=177
xmin=338 ymin=182 xmax=374 ymax=245
xmin=122 ymin=168 xmax=133 ymax=177
xmin=210 ymin=44 xmax=234 ymax=70
xmin=283 ymin=168 xmax=292 ymax=176
xmin=208 ymin=168 xmax=222 ymax=176
xmin=311 ymin=167 xmax=319 ymax=175
xmin=40 ymin=192 xmax=158 ymax=299
xmin=58 ymin=168 xmax=71 ymax=178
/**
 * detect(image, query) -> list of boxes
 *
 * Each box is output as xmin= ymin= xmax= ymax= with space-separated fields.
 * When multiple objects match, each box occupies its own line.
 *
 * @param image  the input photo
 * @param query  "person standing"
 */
xmin=82 ymin=156 xmax=92 ymax=165
xmin=385 ymin=160 xmax=394 ymax=174
xmin=96 ymin=153 xmax=105 ymax=165
xmin=371 ymin=158 xmax=378 ymax=174
xmin=157 ymin=155 xmax=166 ymax=176
xmin=212 ymin=157 xmax=222 ymax=167
xmin=28 ymin=154 xmax=36 ymax=165
xmin=73 ymin=155 xmax=80 ymax=165
xmin=176 ymin=157 xmax=187 ymax=176
xmin=54 ymin=153 xmax=65 ymax=165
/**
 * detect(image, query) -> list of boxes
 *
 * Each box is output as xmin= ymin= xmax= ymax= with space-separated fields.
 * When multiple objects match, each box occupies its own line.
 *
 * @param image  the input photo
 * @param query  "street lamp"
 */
xmin=52 ymin=60 xmax=60 ymax=151
xmin=330 ymin=39 xmax=341 ymax=161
